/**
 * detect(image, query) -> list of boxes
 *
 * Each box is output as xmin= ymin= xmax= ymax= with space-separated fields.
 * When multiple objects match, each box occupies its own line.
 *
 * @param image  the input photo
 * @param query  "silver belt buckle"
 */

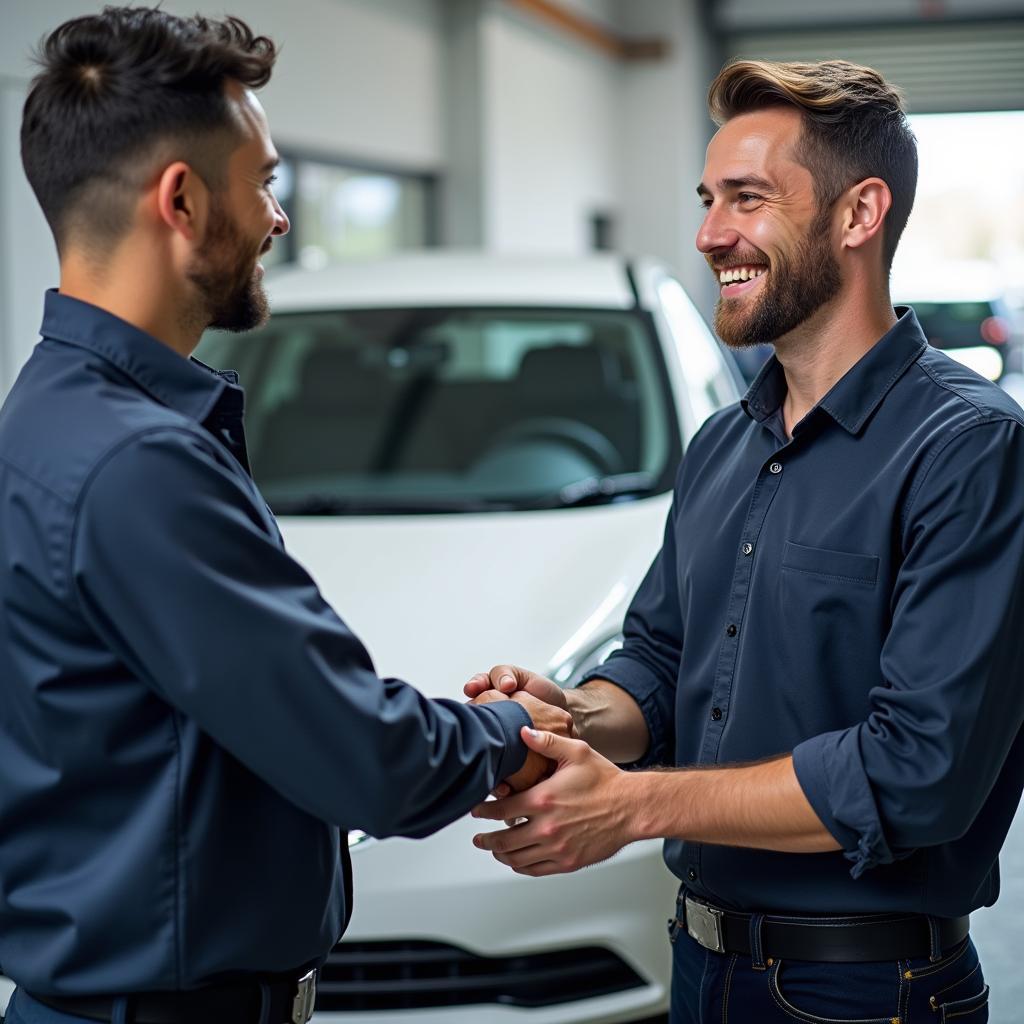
xmin=685 ymin=895 xmax=725 ymax=953
xmin=291 ymin=968 xmax=317 ymax=1024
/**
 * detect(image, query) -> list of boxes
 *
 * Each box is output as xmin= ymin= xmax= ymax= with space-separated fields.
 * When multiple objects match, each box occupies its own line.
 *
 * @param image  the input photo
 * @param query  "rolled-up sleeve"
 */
xmin=794 ymin=418 xmax=1024 ymax=877
xmin=71 ymin=427 xmax=529 ymax=839
xmin=579 ymin=487 xmax=682 ymax=767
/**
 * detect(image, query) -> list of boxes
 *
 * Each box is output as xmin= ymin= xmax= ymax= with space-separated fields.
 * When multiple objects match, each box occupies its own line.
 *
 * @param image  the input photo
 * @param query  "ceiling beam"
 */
xmin=503 ymin=0 xmax=669 ymax=60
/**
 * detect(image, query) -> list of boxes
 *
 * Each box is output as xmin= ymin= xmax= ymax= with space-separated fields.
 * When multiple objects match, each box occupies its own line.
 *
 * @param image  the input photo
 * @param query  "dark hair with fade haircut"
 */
xmin=21 ymin=5 xmax=277 ymax=255
xmin=708 ymin=58 xmax=918 ymax=273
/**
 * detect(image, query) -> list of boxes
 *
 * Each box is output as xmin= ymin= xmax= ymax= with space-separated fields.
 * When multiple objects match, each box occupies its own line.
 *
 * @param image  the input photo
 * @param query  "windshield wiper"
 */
xmin=270 ymin=494 xmax=515 ymax=515
xmin=549 ymin=472 xmax=660 ymax=509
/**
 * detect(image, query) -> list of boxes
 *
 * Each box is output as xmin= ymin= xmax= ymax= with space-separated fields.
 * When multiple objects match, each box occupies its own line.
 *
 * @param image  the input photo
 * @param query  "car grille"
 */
xmin=315 ymin=939 xmax=647 ymax=1010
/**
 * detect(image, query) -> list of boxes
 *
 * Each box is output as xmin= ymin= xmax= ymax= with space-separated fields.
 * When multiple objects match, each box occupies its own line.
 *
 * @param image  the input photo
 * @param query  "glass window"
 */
xmin=260 ymin=155 xmax=433 ymax=270
xmin=197 ymin=308 xmax=680 ymax=514
xmin=294 ymin=164 xmax=429 ymax=268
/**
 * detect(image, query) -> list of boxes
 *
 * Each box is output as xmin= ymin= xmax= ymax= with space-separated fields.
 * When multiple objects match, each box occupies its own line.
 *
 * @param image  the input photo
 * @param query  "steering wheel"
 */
xmin=484 ymin=417 xmax=624 ymax=476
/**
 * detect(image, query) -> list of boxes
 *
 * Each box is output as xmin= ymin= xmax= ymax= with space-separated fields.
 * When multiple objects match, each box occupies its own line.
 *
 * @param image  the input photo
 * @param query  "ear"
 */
xmin=840 ymin=177 xmax=891 ymax=253
xmin=154 ymin=161 xmax=208 ymax=242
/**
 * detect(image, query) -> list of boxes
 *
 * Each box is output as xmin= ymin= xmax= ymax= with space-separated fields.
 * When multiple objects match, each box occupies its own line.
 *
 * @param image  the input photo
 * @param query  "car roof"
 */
xmin=265 ymin=251 xmax=641 ymax=311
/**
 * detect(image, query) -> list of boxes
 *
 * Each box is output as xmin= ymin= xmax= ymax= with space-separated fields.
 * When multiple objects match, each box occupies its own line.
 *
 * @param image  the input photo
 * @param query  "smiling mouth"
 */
xmin=717 ymin=264 xmax=768 ymax=297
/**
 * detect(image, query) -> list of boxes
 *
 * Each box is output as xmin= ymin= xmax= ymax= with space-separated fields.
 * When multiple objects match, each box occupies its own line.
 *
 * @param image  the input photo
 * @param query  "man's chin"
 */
xmin=714 ymin=307 xmax=766 ymax=350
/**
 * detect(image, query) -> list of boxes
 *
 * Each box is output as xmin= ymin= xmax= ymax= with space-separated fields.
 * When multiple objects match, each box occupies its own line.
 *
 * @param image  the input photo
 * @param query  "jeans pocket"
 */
xmin=938 ymin=984 xmax=989 ymax=1022
xmin=768 ymin=960 xmax=900 ymax=1024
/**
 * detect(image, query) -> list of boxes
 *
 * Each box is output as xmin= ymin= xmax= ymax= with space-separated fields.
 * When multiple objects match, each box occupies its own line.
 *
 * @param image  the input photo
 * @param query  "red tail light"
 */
xmin=981 ymin=316 xmax=1010 ymax=345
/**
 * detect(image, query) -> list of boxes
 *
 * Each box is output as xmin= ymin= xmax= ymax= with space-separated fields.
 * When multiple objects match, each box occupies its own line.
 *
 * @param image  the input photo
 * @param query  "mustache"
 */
xmin=708 ymin=251 xmax=770 ymax=272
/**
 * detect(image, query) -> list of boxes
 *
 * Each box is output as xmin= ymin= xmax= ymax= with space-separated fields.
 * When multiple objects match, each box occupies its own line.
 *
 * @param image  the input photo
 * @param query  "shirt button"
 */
xmin=726 ymin=623 xmax=738 ymax=637
xmin=688 ymin=867 xmax=698 ymax=881
xmin=711 ymin=707 xmax=723 ymax=721
xmin=769 ymin=462 xmax=783 ymax=474
xmin=742 ymin=542 xmax=753 ymax=556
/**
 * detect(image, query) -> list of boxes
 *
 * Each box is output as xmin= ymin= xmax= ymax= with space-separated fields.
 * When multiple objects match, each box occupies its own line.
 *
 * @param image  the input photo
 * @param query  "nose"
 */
xmin=696 ymin=200 xmax=739 ymax=256
xmin=270 ymin=192 xmax=290 ymax=237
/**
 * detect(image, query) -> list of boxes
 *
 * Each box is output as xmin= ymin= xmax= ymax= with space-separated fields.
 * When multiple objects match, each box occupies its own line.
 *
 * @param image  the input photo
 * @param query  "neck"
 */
xmin=59 ymin=240 xmax=203 ymax=359
xmin=773 ymin=283 xmax=897 ymax=437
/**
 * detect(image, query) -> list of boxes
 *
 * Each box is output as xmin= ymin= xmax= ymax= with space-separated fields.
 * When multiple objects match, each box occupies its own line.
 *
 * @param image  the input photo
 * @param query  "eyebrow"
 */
xmin=258 ymin=156 xmax=280 ymax=174
xmin=696 ymin=175 xmax=775 ymax=197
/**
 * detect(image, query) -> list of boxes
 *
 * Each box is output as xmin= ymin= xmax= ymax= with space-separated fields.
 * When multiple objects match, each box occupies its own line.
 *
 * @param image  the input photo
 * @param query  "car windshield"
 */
xmin=196 ymin=307 xmax=680 ymax=514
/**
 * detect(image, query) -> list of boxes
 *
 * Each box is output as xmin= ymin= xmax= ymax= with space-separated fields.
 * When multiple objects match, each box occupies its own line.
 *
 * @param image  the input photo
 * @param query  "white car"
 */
xmin=0 ymin=253 xmax=737 ymax=1024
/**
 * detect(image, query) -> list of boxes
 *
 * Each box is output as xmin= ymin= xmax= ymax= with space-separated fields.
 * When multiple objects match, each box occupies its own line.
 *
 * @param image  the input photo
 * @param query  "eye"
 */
xmin=264 ymin=174 xmax=278 ymax=191
xmin=699 ymin=197 xmax=713 ymax=210
xmin=737 ymin=192 xmax=762 ymax=205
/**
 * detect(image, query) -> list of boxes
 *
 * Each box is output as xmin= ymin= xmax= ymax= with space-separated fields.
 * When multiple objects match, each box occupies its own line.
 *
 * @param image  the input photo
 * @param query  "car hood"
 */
xmin=278 ymin=495 xmax=671 ymax=698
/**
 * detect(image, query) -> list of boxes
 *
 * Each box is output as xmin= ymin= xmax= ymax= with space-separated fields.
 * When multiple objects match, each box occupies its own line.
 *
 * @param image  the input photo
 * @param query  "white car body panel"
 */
xmin=279 ymin=497 xmax=671 ymax=694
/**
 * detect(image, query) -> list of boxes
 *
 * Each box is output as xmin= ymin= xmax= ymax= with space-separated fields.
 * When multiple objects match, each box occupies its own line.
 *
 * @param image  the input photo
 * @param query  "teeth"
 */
xmin=719 ymin=266 xmax=766 ymax=285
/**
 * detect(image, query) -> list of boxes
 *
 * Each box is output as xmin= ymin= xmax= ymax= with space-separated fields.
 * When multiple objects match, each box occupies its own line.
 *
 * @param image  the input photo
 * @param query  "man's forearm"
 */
xmin=566 ymin=678 xmax=650 ymax=764
xmin=626 ymin=754 xmax=839 ymax=853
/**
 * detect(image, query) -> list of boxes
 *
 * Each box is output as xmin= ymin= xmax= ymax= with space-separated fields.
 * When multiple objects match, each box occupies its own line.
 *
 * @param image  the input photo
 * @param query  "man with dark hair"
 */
xmin=0 ymin=9 xmax=571 ymax=1024
xmin=468 ymin=58 xmax=1024 ymax=1021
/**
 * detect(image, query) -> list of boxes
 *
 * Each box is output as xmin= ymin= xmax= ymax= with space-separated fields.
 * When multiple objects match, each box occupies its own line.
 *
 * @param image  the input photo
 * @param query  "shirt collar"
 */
xmin=740 ymin=306 xmax=928 ymax=435
xmin=40 ymin=289 xmax=236 ymax=423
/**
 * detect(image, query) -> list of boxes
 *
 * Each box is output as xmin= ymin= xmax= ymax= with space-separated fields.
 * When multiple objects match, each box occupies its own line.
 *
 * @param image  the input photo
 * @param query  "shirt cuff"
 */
xmin=793 ymin=728 xmax=895 ymax=879
xmin=473 ymin=700 xmax=531 ymax=781
xmin=579 ymin=654 xmax=674 ymax=768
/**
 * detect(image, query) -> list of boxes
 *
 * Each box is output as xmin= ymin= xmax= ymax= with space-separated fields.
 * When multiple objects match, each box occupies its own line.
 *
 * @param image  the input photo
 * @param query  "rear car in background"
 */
xmin=893 ymin=262 xmax=1023 ymax=405
xmin=189 ymin=252 xmax=739 ymax=1024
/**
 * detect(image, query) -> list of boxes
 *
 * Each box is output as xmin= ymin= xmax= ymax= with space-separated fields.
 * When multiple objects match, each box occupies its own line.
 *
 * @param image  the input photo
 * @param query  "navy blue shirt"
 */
xmin=0 ymin=291 xmax=529 ymax=995
xmin=588 ymin=309 xmax=1024 ymax=918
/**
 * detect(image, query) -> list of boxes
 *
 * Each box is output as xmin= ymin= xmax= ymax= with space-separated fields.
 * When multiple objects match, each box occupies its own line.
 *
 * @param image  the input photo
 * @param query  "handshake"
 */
xmin=462 ymin=665 xmax=638 ymax=877
xmin=465 ymin=664 xmax=578 ymax=792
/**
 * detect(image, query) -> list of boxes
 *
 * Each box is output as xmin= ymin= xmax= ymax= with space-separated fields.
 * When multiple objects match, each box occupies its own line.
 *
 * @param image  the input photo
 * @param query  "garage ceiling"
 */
xmin=710 ymin=0 xmax=1024 ymax=113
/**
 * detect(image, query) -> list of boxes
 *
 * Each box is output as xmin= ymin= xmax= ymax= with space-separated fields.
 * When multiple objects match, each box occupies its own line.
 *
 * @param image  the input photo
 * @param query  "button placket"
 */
xmin=699 ymin=451 xmax=787 ymax=764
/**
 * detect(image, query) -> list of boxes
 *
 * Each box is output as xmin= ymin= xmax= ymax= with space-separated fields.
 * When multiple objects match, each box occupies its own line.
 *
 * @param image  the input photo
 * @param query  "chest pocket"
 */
xmin=781 ymin=541 xmax=879 ymax=585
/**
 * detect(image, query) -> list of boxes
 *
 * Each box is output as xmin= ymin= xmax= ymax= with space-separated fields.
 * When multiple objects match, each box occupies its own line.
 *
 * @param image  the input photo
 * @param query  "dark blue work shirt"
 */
xmin=588 ymin=309 xmax=1024 ymax=918
xmin=0 ymin=291 xmax=529 ymax=995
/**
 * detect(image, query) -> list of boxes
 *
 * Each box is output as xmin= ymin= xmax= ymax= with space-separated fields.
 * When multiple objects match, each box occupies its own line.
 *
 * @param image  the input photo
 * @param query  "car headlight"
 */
xmin=551 ymin=633 xmax=624 ymax=687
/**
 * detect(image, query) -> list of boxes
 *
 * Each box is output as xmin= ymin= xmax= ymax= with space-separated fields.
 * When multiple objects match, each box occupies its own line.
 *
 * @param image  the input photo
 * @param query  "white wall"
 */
xmin=617 ymin=0 xmax=720 ymax=318
xmin=481 ymin=6 xmax=621 ymax=253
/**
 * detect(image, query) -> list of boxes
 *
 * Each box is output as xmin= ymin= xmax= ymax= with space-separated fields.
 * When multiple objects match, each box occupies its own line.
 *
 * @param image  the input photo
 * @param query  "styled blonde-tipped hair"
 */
xmin=707 ymin=59 xmax=918 ymax=271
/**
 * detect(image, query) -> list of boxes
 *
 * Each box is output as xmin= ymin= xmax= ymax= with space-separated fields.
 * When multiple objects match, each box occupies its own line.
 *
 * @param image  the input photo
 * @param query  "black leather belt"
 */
xmin=27 ymin=967 xmax=317 ymax=1024
xmin=676 ymin=894 xmax=970 ymax=963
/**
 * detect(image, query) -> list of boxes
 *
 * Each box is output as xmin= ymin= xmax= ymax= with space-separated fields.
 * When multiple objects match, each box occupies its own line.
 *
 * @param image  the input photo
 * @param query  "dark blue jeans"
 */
xmin=670 ymin=922 xmax=989 ymax=1023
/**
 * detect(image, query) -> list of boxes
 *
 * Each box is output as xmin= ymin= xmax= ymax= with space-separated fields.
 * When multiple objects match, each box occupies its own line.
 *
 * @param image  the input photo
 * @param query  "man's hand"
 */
xmin=465 ymin=664 xmax=567 ymax=710
xmin=470 ymin=691 xmax=576 ymax=792
xmin=471 ymin=726 xmax=636 ymax=875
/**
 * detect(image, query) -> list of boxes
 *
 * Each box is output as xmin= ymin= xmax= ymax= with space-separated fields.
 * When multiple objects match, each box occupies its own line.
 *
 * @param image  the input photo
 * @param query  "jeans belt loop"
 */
xmin=749 ymin=912 xmax=768 ymax=970
xmin=667 ymin=886 xmax=687 ymax=944
xmin=926 ymin=915 xmax=943 ymax=963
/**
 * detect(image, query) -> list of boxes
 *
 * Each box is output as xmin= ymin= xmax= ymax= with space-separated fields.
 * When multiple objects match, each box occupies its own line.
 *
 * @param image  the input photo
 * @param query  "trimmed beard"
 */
xmin=188 ymin=202 xmax=270 ymax=333
xmin=714 ymin=204 xmax=841 ymax=350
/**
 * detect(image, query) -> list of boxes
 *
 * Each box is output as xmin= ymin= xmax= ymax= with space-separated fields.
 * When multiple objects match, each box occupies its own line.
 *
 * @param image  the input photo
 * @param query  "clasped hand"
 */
xmin=465 ymin=664 xmax=637 ymax=876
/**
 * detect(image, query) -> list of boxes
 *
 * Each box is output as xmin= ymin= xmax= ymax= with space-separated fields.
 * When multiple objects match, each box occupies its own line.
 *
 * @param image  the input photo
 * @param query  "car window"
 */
xmin=197 ymin=308 xmax=680 ymax=514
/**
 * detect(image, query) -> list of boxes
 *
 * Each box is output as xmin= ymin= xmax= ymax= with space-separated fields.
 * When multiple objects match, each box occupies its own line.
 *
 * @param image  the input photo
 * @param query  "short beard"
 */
xmin=187 ymin=203 xmax=270 ymax=333
xmin=713 ymin=205 xmax=841 ymax=350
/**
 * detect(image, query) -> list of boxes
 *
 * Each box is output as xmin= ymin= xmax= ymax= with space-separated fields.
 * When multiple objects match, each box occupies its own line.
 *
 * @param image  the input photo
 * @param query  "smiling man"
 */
xmin=0 ymin=9 xmax=573 ymax=1024
xmin=467 ymin=59 xmax=1024 ymax=1022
